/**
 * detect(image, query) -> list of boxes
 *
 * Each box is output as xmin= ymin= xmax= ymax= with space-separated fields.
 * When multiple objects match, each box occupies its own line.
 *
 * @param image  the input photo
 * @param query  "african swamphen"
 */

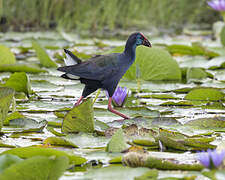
xmin=58 ymin=32 xmax=151 ymax=119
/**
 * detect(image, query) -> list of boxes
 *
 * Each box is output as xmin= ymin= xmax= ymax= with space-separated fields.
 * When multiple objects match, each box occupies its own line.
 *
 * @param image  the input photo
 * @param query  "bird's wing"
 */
xmin=57 ymin=54 xmax=120 ymax=81
xmin=63 ymin=49 xmax=82 ymax=66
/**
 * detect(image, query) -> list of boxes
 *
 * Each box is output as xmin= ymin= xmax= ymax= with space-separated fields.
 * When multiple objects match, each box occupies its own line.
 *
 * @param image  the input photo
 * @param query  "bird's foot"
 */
xmin=108 ymin=106 xmax=130 ymax=119
xmin=73 ymin=96 xmax=84 ymax=107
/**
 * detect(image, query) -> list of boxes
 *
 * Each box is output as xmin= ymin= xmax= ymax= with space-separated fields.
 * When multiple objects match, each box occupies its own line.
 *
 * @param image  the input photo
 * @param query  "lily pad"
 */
xmin=7 ymin=118 xmax=47 ymax=133
xmin=155 ymin=128 xmax=216 ymax=151
xmin=0 ymin=156 xmax=68 ymax=180
xmin=3 ymin=72 xmax=32 ymax=96
xmin=43 ymin=136 xmax=78 ymax=148
xmin=0 ymin=154 xmax=23 ymax=173
xmin=1 ymin=146 xmax=87 ymax=165
xmin=62 ymin=98 xmax=95 ymax=133
xmin=122 ymin=152 xmax=203 ymax=170
xmin=0 ymin=45 xmax=16 ymax=65
xmin=109 ymin=46 xmax=181 ymax=81
xmin=166 ymin=43 xmax=219 ymax=58
xmin=0 ymin=64 xmax=46 ymax=73
xmin=83 ymin=165 xmax=149 ymax=180
xmin=185 ymin=117 xmax=225 ymax=129
xmin=4 ymin=111 xmax=24 ymax=125
xmin=106 ymin=128 xmax=128 ymax=152
xmin=65 ymin=133 xmax=109 ymax=148
xmin=185 ymin=88 xmax=224 ymax=101
xmin=186 ymin=68 xmax=208 ymax=82
xmin=0 ymin=87 xmax=14 ymax=131
xmin=32 ymin=40 xmax=57 ymax=68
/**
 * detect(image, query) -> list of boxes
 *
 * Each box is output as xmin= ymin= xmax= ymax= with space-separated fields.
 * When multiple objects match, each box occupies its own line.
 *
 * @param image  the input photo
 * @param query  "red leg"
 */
xmin=107 ymin=97 xmax=130 ymax=119
xmin=73 ymin=96 xmax=83 ymax=107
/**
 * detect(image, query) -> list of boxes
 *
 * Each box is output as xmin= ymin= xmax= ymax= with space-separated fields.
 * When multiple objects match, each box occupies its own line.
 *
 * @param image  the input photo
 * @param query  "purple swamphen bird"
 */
xmin=57 ymin=32 xmax=151 ymax=119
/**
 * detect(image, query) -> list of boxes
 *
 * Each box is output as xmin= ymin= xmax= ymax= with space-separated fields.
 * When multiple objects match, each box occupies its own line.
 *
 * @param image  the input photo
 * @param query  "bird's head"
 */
xmin=129 ymin=32 xmax=152 ymax=47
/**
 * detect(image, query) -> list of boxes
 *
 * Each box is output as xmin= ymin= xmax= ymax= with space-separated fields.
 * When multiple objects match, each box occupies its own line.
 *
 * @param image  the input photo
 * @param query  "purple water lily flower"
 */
xmin=106 ymin=86 xmax=128 ymax=107
xmin=208 ymin=0 xmax=225 ymax=11
xmin=197 ymin=149 xmax=225 ymax=168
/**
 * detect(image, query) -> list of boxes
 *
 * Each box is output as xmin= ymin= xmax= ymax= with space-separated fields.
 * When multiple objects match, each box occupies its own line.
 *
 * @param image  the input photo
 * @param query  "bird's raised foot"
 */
xmin=73 ymin=96 xmax=84 ymax=107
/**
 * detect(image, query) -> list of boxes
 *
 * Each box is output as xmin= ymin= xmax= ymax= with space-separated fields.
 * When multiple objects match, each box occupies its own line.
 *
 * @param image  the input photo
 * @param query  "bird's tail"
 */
xmin=61 ymin=73 xmax=80 ymax=80
xmin=63 ymin=49 xmax=82 ymax=66
xmin=58 ymin=49 xmax=82 ymax=80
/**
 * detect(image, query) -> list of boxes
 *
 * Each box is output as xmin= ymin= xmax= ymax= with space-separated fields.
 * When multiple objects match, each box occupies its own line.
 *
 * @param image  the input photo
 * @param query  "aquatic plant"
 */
xmin=197 ymin=149 xmax=225 ymax=168
xmin=208 ymin=0 xmax=225 ymax=21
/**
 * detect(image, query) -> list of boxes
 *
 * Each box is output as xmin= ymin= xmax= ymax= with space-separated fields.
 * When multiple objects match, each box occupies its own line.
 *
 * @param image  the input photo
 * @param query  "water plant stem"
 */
xmin=93 ymin=89 xmax=101 ymax=104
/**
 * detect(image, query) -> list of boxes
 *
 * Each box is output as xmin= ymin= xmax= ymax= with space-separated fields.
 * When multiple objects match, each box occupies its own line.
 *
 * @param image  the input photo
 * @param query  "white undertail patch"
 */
xmin=64 ymin=53 xmax=78 ymax=66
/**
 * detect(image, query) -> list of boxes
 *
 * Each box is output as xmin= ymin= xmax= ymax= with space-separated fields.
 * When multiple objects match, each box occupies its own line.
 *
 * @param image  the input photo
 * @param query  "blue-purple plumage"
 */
xmin=58 ymin=32 xmax=151 ymax=98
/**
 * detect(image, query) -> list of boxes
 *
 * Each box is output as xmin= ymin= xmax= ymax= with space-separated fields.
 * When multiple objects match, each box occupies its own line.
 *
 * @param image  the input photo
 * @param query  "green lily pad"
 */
xmin=155 ymin=128 xmax=216 ymax=151
xmin=3 ymin=72 xmax=32 ymax=96
xmin=0 ymin=156 xmax=68 ymax=180
xmin=0 ymin=154 xmax=23 ymax=173
xmin=0 ymin=45 xmax=16 ymax=65
xmin=166 ymin=43 xmax=219 ymax=58
xmin=0 ymin=64 xmax=46 ymax=73
xmin=7 ymin=118 xmax=47 ymax=133
xmin=62 ymin=98 xmax=94 ymax=133
xmin=185 ymin=117 xmax=225 ymax=129
xmin=123 ymin=152 xmax=203 ymax=170
xmin=186 ymin=68 xmax=208 ymax=82
xmin=106 ymin=128 xmax=128 ymax=152
xmin=0 ymin=87 xmax=14 ymax=131
xmin=64 ymin=133 xmax=109 ymax=148
xmin=109 ymin=46 xmax=181 ymax=81
xmin=134 ymin=169 xmax=158 ymax=180
xmin=185 ymin=88 xmax=224 ymax=101
xmin=46 ymin=126 xmax=66 ymax=136
xmin=145 ymin=155 xmax=203 ymax=171
xmin=4 ymin=111 xmax=24 ymax=125
xmin=43 ymin=136 xmax=78 ymax=148
xmin=32 ymin=40 xmax=57 ymax=68
xmin=83 ymin=165 xmax=149 ymax=180
xmin=1 ymin=146 xmax=87 ymax=165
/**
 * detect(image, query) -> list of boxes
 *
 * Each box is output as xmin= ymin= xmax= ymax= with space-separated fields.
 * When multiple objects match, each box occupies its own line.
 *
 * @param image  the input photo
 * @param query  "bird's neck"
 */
xmin=124 ymin=42 xmax=137 ymax=63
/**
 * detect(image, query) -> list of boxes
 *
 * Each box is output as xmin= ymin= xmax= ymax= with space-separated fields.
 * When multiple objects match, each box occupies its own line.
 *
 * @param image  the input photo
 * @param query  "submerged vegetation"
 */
xmin=0 ymin=0 xmax=221 ymax=33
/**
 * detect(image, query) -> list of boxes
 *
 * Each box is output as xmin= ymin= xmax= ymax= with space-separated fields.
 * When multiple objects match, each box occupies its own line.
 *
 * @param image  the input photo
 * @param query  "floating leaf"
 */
xmin=109 ymin=156 xmax=122 ymax=164
xmin=186 ymin=68 xmax=208 ymax=82
xmin=46 ymin=126 xmax=66 ymax=136
xmin=3 ymin=72 xmax=31 ymax=96
xmin=4 ymin=111 xmax=24 ymax=126
xmin=185 ymin=117 xmax=225 ymax=129
xmin=84 ymin=165 xmax=149 ymax=180
xmin=123 ymin=152 xmax=203 ymax=170
xmin=109 ymin=46 xmax=181 ymax=81
xmin=7 ymin=118 xmax=47 ymax=133
xmin=0 ymin=154 xmax=23 ymax=173
xmin=65 ymin=133 xmax=109 ymax=148
xmin=155 ymin=128 xmax=216 ymax=151
xmin=185 ymin=88 xmax=224 ymax=101
xmin=62 ymin=98 xmax=94 ymax=133
xmin=166 ymin=43 xmax=219 ymax=58
xmin=1 ymin=146 xmax=87 ymax=165
xmin=134 ymin=169 xmax=158 ymax=180
xmin=0 ymin=156 xmax=68 ymax=180
xmin=0 ymin=87 xmax=14 ymax=131
xmin=43 ymin=136 xmax=78 ymax=148
xmin=0 ymin=64 xmax=46 ymax=73
xmin=106 ymin=128 xmax=128 ymax=152
xmin=32 ymin=40 xmax=57 ymax=68
xmin=0 ymin=45 xmax=16 ymax=65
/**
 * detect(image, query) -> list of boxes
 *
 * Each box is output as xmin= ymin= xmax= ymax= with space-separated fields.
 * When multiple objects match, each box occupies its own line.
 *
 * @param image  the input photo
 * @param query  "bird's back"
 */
xmin=58 ymin=53 xmax=121 ymax=81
